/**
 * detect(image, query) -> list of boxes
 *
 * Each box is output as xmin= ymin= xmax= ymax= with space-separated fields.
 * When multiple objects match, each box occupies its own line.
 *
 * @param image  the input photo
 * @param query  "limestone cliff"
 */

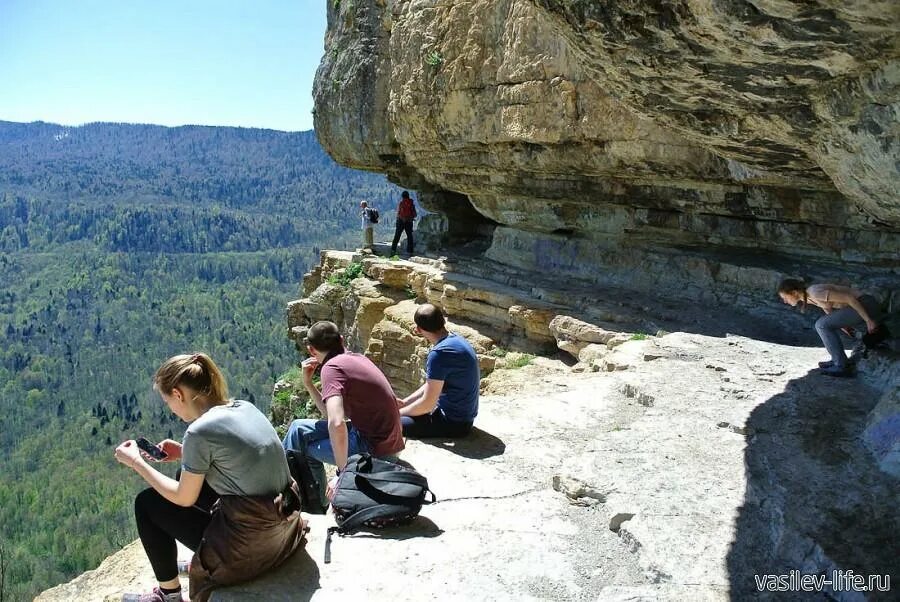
xmin=314 ymin=0 xmax=899 ymax=307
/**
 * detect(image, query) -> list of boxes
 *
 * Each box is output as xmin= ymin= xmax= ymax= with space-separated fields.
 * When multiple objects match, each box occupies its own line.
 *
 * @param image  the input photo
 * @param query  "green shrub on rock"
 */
xmin=327 ymin=261 xmax=364 ymax=288
xmin=270 ymin=367 xmax=322 ymax=437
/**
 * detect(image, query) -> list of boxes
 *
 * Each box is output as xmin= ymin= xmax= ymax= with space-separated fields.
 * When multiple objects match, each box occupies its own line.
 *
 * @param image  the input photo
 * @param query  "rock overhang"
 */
xmin=313 ymin=0 xmax=900 ymax=282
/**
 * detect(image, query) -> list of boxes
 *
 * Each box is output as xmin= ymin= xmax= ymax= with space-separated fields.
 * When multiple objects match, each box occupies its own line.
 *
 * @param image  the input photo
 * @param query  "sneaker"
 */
xmin=122 ymin=586 xmax=184 ymax=602
xmin=817 ymin=360 xmax=834 ymax=369
xmin=820 ymin=365 xmax=853 ymax=378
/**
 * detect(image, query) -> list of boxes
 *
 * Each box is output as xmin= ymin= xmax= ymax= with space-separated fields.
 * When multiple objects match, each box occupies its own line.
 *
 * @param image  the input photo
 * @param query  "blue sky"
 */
xmin=0 ymin=0 xmax=326 ymax=131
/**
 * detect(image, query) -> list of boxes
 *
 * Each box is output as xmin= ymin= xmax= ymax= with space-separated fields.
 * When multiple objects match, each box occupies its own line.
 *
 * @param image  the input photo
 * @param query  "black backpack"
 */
xmin=367 ymin=207 xmax=379 ymax=224
xmin=285 ymin=449 xmax=329 ymax=515
xmin=325 ymin=453 xmax=435 ymax=562
xmin=862 ymin=323 xmax=892 ymax=349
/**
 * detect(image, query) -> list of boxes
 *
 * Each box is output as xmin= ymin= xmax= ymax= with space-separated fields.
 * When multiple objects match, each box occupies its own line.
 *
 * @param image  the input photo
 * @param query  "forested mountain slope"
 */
xmin=0 ymin=120 xmax=399 ymax=599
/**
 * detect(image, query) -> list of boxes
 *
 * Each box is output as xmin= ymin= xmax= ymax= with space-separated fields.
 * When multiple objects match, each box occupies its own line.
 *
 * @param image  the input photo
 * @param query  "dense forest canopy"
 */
xmin=0 ymin=120 xmax=400 ymax=599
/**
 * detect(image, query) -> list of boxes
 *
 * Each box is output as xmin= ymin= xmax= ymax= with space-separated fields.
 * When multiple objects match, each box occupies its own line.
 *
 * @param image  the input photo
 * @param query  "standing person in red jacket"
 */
xmin=390 ymin=190 xmax=417 ymax=256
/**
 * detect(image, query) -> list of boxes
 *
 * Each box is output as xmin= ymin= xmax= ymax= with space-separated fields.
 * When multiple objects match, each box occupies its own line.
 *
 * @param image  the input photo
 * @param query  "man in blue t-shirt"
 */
xmin=398 ymin=303 xmax=480 ymax=438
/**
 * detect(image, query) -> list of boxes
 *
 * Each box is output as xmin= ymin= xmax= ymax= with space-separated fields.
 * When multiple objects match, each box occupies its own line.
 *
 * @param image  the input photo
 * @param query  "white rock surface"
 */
xmin=39 ymin=332 xmax=899 ymax=601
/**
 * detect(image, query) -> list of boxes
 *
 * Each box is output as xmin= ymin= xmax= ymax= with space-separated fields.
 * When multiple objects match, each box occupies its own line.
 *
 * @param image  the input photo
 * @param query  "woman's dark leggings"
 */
xmin=134 ymin=476 xmax=219 ymax=582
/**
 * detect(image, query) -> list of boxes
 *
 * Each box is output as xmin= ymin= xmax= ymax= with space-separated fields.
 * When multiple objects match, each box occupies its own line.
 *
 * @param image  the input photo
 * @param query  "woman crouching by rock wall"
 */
xmin=114 ymin=353 xmax=307 ymax=602
xmin=777 ymin=279 xmax=887 ymax=377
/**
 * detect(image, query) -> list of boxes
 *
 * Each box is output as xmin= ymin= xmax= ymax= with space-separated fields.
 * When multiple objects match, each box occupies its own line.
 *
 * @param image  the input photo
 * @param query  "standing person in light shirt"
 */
xmin=360 ymin=200 xmax=376 ymax=250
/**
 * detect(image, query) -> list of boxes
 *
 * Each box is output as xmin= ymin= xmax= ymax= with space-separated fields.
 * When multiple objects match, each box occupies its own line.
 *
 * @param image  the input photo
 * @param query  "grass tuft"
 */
xmin=508 ymin=354 xmax=534 ymax=369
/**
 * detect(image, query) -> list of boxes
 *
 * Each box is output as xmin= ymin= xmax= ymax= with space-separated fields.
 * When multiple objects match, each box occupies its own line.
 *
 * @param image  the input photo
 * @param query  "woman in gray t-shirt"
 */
xmin=114 ymin=353 xmax=306 ymax=602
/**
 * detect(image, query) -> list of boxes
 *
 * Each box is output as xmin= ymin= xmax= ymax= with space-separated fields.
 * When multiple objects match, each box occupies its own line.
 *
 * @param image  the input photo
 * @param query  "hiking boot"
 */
xmin=820 ymin=365 xmax=853 ymax=378
xmin=122 ymin=586 xmax=184 ymax=602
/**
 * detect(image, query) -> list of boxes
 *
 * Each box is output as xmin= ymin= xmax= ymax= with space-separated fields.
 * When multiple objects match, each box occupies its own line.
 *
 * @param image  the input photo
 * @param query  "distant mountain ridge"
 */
xmin=0 ymin=120 xmax=393 ymax=215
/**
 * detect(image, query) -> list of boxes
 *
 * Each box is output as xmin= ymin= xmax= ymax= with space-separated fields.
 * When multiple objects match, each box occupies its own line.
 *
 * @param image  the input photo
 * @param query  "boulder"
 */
xmin=550 ymin=315 xmax=634 ymax=359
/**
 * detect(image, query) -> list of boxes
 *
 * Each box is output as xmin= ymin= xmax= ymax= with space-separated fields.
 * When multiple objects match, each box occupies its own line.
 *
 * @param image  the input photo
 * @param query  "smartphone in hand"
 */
xmin=136 ymin=437 xmax=168 ymax=461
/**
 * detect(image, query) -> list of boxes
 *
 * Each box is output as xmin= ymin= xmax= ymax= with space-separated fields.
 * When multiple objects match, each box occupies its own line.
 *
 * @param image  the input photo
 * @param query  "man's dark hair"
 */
xmin=401 ymin=191 xmax=410 ymax=198
xmin=414 ymin=304 xmax=446 ymax=333
xmin=306 ymin=321 xmax=344 ymax=354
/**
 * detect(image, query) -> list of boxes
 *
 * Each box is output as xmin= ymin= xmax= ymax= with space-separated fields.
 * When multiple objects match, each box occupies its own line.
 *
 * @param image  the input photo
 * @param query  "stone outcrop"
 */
xmin=35 ymin=541 xmax=193 ymax=602
xmin=286 ymin=250 xmax=900 ymax=599
xmin=314 ymin=0 xmax=899 ymax=308
xmin=549 ymin=314 xmax=632 ymax=359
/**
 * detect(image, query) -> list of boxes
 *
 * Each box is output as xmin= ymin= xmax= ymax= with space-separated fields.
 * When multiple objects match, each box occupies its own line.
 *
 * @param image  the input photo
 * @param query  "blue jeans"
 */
xmin=282 ymin=419 xmax=372 ymax=508
xmin=814 ymin=295 xmax=881 ymax=369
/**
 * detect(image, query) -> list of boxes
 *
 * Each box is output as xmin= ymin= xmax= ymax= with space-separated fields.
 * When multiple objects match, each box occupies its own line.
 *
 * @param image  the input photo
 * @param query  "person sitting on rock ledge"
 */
xmin=777 ymin=278 xmax=885 ymax=378
xmin=115 ymin=353 xmax=306 ymax=602
xmin=399 ymin=303 xmax=480 ymax=438
xmin=283 ymin=320 xmax=405 ymax=507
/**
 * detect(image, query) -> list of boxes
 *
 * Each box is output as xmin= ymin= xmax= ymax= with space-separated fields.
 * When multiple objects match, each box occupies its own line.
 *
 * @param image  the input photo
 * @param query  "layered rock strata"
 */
xmin=314 ymin=0 xmax=899 ymax=306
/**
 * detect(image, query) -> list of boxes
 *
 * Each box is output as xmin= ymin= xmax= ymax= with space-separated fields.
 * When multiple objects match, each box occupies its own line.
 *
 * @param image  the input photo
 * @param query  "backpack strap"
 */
xmin=324 ymin=527 xmax=336 ymax=564
xmin=357 ymin=470 xmax=429 ymax=487
xmin=353 ymin=474 xmax=427 ymax=507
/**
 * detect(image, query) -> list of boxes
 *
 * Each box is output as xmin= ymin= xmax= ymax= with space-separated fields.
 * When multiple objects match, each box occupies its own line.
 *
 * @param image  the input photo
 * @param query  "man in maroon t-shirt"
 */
xmin=282 ymin=321 xmax=404 ymax=504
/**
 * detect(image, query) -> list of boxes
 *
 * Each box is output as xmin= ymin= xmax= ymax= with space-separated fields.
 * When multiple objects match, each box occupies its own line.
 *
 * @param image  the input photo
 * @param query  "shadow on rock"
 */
xmin=212 ymin=546 xmax=321 ymax=601
xmin=727 ymin=370 xmax=900 ymax=600
xmin=418 ymin=427 xmax=507 ymax=459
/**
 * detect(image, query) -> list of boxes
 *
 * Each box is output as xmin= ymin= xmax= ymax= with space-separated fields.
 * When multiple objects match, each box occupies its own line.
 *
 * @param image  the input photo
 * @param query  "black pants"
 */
xmin=401 ymin=412 xmax=473 ymax=438
xmin=134 ymin=475 xmax=219 ymax=581
xmin=391 ymin=218 xmax=414 ymax=254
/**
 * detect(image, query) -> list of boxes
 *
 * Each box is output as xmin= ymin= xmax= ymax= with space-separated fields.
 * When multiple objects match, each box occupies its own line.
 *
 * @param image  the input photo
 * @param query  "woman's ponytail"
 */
xmin=154 ymin=352 xmax=229 ymax=403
